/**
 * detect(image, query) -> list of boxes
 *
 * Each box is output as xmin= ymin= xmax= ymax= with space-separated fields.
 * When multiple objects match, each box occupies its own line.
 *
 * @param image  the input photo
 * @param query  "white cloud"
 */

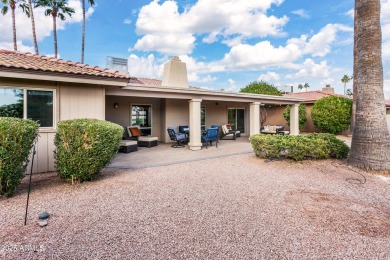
xmin=123 ymin=18 xmax=132 ymax=25
xmin=292 ymin=9 xmax=310 ymax=19
xmin=127 ymin=54 xmax=164 ymax=78
xmin=258 ymin=71 xmax=280 ymax=82
xmin=0 ymin=0 xmax=94 ymax=52
xmin=134 ymin=0 xmax=288 ymax=55
xmin=286 ymin=59 xmax=330 ymax=79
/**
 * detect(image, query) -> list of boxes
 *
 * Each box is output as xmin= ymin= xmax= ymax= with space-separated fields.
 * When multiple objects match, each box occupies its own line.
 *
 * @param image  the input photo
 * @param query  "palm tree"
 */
xmin=341 ymin=75 xmax=351 ymax=95
xmin=303 ymin=83 xmax=310 ymax=92
xmin=27 ymin=0 xmax=39 ymax=54
xmin=81 ymin=0 xmax=94 ymax=64
xmin=1 ymin=0 xmax=26 ymax=51
xmin=35 ymin=0 xmax=74 ymax=58
xmin=348 ymin=0 xmax=390 ymax=170
xmin=298 ymin=84 xmax=303 ymax=92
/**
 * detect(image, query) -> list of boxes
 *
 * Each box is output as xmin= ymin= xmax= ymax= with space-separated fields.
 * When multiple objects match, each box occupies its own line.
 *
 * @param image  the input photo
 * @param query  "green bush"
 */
xmin=311 ymin=96 xmax=352 ymax=134
xmin=240 ymin=80 xmax=282 ymax=96
xmin=0 ymin=117 xmax=39 ymax=196
xmin=250 ymin=133 xmax=349 ymax=161
xmin=55 ymin=119 xmax=123 ymax=183
xmin=283 ymin=104 xmax=307 ymax=130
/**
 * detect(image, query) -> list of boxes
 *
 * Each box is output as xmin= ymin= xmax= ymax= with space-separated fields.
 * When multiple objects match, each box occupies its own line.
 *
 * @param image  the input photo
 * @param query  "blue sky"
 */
xmin=0 ymin=0 xmax=389 ymax=98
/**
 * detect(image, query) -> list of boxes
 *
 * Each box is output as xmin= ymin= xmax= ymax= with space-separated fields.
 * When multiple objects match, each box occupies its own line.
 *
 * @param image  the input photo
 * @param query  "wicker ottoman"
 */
xmin=138 ymin=136 xmax=158 ymax=148
xmin=119 ymin=140 xmax=138 ymax=153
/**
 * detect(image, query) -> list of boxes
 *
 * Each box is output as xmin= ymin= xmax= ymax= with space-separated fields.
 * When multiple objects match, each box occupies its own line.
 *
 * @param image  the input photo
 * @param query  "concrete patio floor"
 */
xmin=109 ymin=137 xmax=253 ymax=169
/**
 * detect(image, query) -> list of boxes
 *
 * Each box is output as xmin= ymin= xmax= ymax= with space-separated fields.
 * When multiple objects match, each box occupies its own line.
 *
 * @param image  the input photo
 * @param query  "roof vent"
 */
xmin=162 ymin=56 xmax=189 ymax=88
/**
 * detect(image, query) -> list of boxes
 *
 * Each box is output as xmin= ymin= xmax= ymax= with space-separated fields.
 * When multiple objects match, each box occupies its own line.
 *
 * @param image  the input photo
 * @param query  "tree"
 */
xmin=1 ymin=0 xmax=26 ymax=51
xmin=298 ymin=84 xmax=303 ymax=92
xmin=81 ymin=0 xmax=94 ymax=63
xmin=348 ymin=0 xmax=390 ymax=171
xmin=304 ymin=83 xmax=310 ymax=92
xmin=346 ymin=88 xmax=353 ymax=97
xmin=35 ymin=0 xmax=74 ymax=58
xmin=24 ymin=0 xmax=39 ymax=54
xmin=341 ymin=75 xmax=352 ymax=95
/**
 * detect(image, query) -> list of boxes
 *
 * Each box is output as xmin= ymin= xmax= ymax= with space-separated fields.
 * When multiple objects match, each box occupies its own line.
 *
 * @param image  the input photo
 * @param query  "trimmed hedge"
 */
xmin=54 ymin=119 xmax=123 ymax=183
xmin=0 ymin=117 xmax=39 ymax=196
xmin=311 ymin=96 xmax=352 ymax=134
xmin=250 ymin=133 xmax=349 ymax=161
xmin=283 ymin=104 xmax=307 ymax=130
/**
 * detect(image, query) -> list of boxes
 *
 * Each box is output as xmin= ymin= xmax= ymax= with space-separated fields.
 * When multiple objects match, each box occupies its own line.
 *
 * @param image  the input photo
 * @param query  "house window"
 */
xmin=0 ymin=88 xmax=55 ymax=128
xmin=228 ymin=108 xmax=245 ymax=133
xmin=131 ymin=104 xmax=152 ymax=135
xmin=201 ymin=106 xmax=206 ymax=130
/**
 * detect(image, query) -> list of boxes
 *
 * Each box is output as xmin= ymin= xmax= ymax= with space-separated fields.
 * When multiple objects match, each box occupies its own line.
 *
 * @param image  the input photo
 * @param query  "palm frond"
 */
xmin=1 ymin=5 xmax=8 ymax=15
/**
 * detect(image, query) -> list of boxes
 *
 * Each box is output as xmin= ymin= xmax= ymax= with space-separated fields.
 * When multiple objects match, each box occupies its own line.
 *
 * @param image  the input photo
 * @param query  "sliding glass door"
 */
xmin=228 ymin=108 xmax=245 ymax=133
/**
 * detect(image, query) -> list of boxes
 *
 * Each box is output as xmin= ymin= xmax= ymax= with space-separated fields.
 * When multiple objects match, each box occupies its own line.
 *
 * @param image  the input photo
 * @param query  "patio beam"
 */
xmin=189 ymin=99 xmax=202 ymax=151
xmin=249 ymin=102 xmax=261 ymax=136
xmin=290 ymin=104 xmax=300 ymax=135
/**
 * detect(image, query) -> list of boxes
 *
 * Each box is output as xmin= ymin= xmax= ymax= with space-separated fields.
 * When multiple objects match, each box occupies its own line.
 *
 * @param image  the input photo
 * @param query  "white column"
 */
xmin=249 ymin=102 xmax=260 ymax=136
xmin=290 ymin=103 xmax=300 ymax=135
xmin=189 ymin=99 xmax=202 ymax=151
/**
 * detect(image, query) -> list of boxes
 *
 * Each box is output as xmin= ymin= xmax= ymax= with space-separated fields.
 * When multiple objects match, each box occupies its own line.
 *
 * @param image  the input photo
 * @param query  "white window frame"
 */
xmin=130 ymin=103 xmax=153 ymax=136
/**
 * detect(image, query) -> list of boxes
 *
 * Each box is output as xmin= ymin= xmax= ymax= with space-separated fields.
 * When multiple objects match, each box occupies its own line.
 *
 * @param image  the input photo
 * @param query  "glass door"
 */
xmin=131 ymin=105 xmax=152 ymax=135
xmin=228 ymin=108 xmax=245 ymax=134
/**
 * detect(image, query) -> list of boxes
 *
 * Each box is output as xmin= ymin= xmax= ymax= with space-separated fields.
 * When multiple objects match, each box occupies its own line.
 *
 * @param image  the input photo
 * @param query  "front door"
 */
xmin=228 ymin=108 xmax=245 ymax=134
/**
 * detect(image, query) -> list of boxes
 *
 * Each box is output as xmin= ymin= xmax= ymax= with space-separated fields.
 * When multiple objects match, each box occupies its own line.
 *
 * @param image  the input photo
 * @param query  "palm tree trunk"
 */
xmin=351 ymin=7 xmax=358 ymax=132
xmin=11 ymin=2 xmax=17 ymax=51
xmin=81 ymin=0 xmax=86 ymax=63
xmin=28 ymin=0 xmax=39 ymax=54
xmin=53 ymin=15 xmax=57 ymax=58
xmin=348 ymin=0 xmax=390 ymax=170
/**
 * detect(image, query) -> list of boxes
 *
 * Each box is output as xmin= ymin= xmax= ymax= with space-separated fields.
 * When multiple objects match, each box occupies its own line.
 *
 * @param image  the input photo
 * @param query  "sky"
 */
xmin=0 ymin=0 xmax=389 ymax=98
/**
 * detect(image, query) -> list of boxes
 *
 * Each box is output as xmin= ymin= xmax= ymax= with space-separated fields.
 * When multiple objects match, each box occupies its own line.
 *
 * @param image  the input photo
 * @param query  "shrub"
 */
xmin=0 ymin=117 xmax=39 ymax=196
xmin=311 ymin=96 xmax=352 ymax=134
xmin=240 ymin=81 xmax=282 ymax=96
xmin=55 ymin=119 xmax=123 ymax=183
xmin=250 ymin=133 xmax=349 ymax=161
xmin=283 ymin=104 xmax=307 ymax=130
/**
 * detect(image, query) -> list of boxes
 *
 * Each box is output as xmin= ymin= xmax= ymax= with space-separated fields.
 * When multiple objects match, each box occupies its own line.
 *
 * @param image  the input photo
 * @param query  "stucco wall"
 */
xmin=1 ymin=79 xmax=106 ymax=173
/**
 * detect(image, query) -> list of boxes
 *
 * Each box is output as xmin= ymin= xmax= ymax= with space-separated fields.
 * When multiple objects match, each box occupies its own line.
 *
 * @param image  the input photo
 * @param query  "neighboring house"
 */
xmin=0 ymin=50 xmax=302 ymax=173
xmin=264 ymin=85 xmax=345 ymax=132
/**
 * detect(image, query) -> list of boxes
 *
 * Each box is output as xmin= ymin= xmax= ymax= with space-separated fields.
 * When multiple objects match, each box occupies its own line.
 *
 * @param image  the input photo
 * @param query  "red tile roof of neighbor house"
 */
xmin=129 ymin=77 xmax=162 ymax=86
xmin=283 ymin=91 xmax=343 ymax=102
xmin=0 ymin=49 xmax=130 ymax=79
xmin=386 ymin=100 xmax=390 ymax=106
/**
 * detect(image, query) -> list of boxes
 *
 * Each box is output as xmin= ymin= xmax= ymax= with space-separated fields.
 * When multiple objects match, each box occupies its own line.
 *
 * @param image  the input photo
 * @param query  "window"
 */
xmin=131 ymin=104 xmax=152 ymax=135
xmin=228 ymin=108 xmax=245 ymax=133
xmin=201 ymin=106 xmax=206 ymax=130
xmin=0 ymin=88 xmax=55 ymax=128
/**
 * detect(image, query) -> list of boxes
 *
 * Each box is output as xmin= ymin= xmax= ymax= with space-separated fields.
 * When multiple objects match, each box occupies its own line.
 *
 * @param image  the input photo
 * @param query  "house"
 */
xmin=0 ymin=50 xmax=302 ymax=173
xmin=264 ymin=85 xmax=346 ymax=132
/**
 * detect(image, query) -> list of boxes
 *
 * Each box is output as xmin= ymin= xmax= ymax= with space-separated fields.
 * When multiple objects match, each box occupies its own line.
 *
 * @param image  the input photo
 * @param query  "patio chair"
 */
xmin=201 ymin=128 xmax=219 ymax=149
xmin=167 ymin=128 xmax=188 ymax=148
xmin=220 ymin=124 xmax=237 ymax=140
xmin=179 ymin=125 xmax=189 ymax=134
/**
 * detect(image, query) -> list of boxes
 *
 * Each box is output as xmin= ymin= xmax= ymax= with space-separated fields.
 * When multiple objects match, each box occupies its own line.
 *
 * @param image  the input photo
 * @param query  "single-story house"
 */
xmin=264 ymin=85 xmax=347 ymax=133
xmin=0 ymin=50 xmax=302 ymax=173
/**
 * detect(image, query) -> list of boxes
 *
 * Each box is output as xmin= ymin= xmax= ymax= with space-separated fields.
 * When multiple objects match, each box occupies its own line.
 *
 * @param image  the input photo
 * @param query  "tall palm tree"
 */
xmin=1 ymin=0 xmax=26 ymax=51
xmin=341 ymin=75 xmax=351 ymax=95
xmin=35 ymin=0 xmax=74 ymax=58
xmin=26 ymin=0 xmax=39 ymax=54
xmin=298 ymin=84 xmax=303 ymax=92
xmin=81 ymin=0 xmax=94 ymax=64
xmin=348 ymin=0 xmax=390 ymax=170
xmin=304 ymin=83 xmax=310 ymax=92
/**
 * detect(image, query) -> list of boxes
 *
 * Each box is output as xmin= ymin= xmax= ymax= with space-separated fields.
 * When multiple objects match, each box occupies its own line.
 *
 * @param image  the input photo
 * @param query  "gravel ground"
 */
xmin=0 ymin=154 xmax=389 ymax=259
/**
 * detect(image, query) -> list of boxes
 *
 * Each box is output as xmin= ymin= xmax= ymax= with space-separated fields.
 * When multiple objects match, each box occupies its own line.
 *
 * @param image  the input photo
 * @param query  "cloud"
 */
xmin=286 ymin=59 xmax=330 ymax=79
xmin=127 ymin=54 xmax=164 ymax=78
xmin=258 ymin=71 xmax=280 ymax=82
xmin=134 ymin=0 xmax=288 ymax=55
xmin=292 ymin=9 xmax=310 ymax=19
xmin=123 ymin=18 xmax=132 ymax=25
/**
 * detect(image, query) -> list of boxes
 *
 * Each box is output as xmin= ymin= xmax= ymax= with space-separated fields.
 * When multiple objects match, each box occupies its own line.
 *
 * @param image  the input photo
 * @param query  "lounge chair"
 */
xmin=126 ymin=126 xmax=159 ymax=147
xmin=220 ymin=124 xmax=240 ymax=140
xmin=201 ymin=128 xmax=219 ymax=149
xmin=167 ymin=128 xmax=188 ymax=148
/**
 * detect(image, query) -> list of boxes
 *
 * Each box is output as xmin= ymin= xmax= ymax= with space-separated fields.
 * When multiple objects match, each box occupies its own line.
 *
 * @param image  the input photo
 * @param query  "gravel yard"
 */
xmin=0 ymin=154 xmax=389 ymax=259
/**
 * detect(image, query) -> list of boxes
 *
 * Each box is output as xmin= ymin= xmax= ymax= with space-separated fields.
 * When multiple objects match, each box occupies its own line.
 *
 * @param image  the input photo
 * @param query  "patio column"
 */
xmin=290 ymin=103 xmax=300 ymax=135
xmin=189 ymin=99 xmax=202 ymax=151
xmin=249 ymin=102 xmax=260 ymax=136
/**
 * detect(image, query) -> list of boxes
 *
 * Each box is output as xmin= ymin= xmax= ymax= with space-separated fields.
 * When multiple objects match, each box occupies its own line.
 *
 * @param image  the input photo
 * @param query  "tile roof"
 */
xmin=0 ymin=49 xmax=130 ymax=79
xmin=283 ymin=91 xmax=343 ymax=102
xmin=129 ymin=77 xmax=162 ymax=86
xmin=386 ymin=100 xmax=390 ymax=106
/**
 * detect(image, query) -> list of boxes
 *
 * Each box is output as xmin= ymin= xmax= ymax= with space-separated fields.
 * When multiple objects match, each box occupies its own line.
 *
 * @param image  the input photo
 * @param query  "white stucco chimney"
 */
xmin=162 ymin=56 xmax=189 ymax=88
xmin=322 ymin=84 xmax=335 ymax=94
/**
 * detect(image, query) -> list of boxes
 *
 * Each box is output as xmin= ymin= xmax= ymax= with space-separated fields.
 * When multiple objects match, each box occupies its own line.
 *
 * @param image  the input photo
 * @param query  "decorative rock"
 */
xmin=38 ymin=211 xmax=50 ymax=219
xmin=38 ymin=220 xmax=47 ymax=227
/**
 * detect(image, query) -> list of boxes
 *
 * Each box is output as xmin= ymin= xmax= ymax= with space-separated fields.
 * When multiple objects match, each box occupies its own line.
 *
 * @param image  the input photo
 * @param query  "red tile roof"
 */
xmin=386 ymin=100 xmax=390 ymax=106
xmin=0 ymin=49 xmax=130 ymax=79
xmin=129 ymin=77 xmax=162 ymax=86
xmin=283 ymin=91 xmax=344 ymax=102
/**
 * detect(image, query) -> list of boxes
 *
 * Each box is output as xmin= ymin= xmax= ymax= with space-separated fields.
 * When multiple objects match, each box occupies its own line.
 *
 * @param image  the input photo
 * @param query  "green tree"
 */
xmin=1 ymin=0 xmax=26 ymax=51
xmin=341 ymin=75 xmax=352 ymax=95
xmin=348 ymin=0 xmax=390 ymax=170
xmin=283 ymin=104 xmax=307 ymax=130
xmin=240 ymin=80 xmax=282 ymax=96
xmin=25 ymin=0 xmax=39 ymax=54
xmin=35 ymin=0 xmax=74 ymax=58
xmin=81 ymin=0 xmax=94 ymax=63
xmin=298 ymin=84 xmax=303 ymax=92
xmin=304 ymin=83 xmax=310 ymax=92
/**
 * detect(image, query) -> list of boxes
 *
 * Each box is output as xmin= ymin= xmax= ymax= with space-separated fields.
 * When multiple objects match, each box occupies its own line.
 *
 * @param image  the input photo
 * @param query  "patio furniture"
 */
xmin=118 ymin=140 xmax=138 ymax=153
xmin=179 ymin=125 xmax=189 ymax=134
xmin=201 ymin=128 xmax=219 ymax=149
xmin=261 ymin=125 xmax=289 ymax=135
xmin=167 ymin=128 xmax=188 ymax=148
xmin=126 ymin=126 xmax=159 ymax=147
xmin=220 ymin=124 xmax=238 ymax=140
